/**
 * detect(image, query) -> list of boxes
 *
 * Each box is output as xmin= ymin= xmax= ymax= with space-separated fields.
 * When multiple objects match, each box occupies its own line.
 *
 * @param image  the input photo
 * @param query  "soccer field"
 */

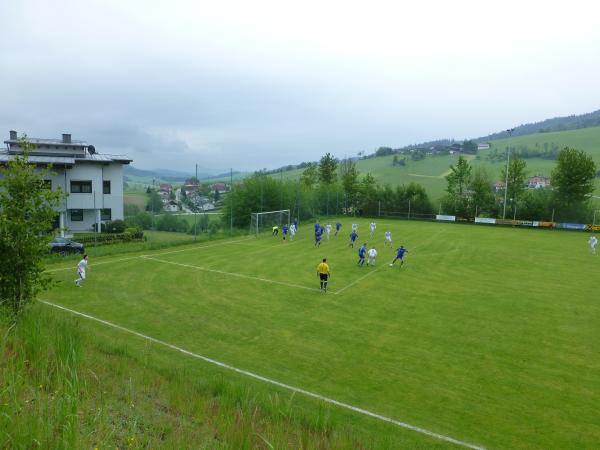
xmin=44 ymin=218 xmax=600 ymax=449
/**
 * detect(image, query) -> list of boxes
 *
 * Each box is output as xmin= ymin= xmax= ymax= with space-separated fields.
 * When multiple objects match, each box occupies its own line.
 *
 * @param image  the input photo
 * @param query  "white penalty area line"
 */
xmin=335 ymin=229 xmax=448 ymax=295
xmin=142 ymin=256 xmax=323 ymax=293
xmin=39 ymin=300 xmax=486 ymax=450
xmin=335 ymin=264 xmax=386 ymax=295
xmin=44 ymin=237 xmax=254 ymax=274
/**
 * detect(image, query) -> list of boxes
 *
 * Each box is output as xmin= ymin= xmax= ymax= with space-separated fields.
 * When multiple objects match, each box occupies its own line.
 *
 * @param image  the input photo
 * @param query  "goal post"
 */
xmin=250 ymin=209 xmax=290 ymax=236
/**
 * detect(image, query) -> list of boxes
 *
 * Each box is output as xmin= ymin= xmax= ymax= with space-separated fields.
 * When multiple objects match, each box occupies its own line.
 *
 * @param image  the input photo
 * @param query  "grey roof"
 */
xmin=83 ymin=153 xmax=132 ymax=163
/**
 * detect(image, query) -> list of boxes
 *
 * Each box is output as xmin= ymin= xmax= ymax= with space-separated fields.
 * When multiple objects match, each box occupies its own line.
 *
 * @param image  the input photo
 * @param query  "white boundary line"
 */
xmin=45 ymin=237 xmax=254 ymax=273
xmin=335 ymin=265 xmax=386 ymax=295
xmin=142 ymin=256 xmax=322 ymax=293
xmin=39 ymin=300 xmax=486 ymax=450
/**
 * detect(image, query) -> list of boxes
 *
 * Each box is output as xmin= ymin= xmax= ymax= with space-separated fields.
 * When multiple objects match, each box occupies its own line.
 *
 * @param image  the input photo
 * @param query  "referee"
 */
xmin=316 ymin=258 xmax=330 ymax=292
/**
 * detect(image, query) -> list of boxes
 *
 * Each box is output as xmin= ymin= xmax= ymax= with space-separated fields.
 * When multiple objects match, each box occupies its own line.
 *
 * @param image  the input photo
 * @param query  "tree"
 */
xmin=375 ymin=147 xmax=394 ymax=157
xmin=501 ymin=154 xmax=527 ymax=202
xmin=300 ymin=163 xmax=318 ymax=189
xmin=551 ymin=147 xmax=597 ymax=207
xmin=146 ymin=190 xmax=162 ymax=212
xmin=339 ymin=158 xmax=359 ymax=201
xmin=0 ymin=138 xmax=65 ymax=319
xmin=444 ymin=156 xmax=472 ymax=216
xmin=469 ymin=167 xmax=494 ymax=216
xmin=318 ymin=153 xmax=338 ymax=185
xmin=358 ymin=173 xmax=378 ymax=214
xmin=397 ymin=183 xmax=434 ymax=215
xmin=462 ymin=140 xmax=478 ymax=154
xmin=445 ymin=156 xmax=472 ymax=196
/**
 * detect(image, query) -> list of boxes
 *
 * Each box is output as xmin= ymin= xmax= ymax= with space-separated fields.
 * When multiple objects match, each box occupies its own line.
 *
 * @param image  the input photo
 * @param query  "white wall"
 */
xmin=41 ymin=161 xmax=127 ymax=232
xmin=101 ymin=164 xmax=124 ymax=220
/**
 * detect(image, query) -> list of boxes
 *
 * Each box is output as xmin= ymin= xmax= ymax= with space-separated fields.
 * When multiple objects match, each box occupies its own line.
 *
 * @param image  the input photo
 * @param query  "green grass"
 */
xmin=488 ymin=126 xmax=600 ymax=164
xmin=46 ymin=230 xmax=207 ymax=264
xmin=41 ymin=218 xmax=600 ymax=449
xmin=3 ymin=305 xmax=397 ymax=449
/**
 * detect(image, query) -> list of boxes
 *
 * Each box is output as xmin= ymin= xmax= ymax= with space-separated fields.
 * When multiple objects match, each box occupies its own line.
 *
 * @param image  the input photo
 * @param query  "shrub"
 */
xmin=125 ymin=227 xmax=144 ymax=239
xmin=208 ymin=221 xmax=220 ymax=235
xmin=157 ymin=215 xmax=188 ymax=233
xmin=126 ymin=212 xmax=153 ymax=230
xmin=103 ymin=220 xmax=127 ymax=234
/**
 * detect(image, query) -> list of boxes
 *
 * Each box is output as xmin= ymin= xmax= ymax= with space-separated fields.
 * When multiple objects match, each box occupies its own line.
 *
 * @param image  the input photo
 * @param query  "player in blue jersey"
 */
xmin=282 ymin=224 xmax=288 ymax=241
xmin=314 ymin=227 xmax=323 ymax=247
xmin=314 ymin=221 xmax=320 ymax=234
xmin=390 ymin=245 xmax=408 ymax=267
xmin=349 ymin=229 xmax=358 ymax=248
xmin=335 ymin=221 xmax=342 ymax=236
xmin=357 ymin=243 xmax=367 ymax=266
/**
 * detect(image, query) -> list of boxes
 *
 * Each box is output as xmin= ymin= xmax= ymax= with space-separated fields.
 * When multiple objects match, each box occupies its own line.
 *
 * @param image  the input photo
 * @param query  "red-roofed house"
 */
xmin=527 ymin=176 xmax=551 ymax=189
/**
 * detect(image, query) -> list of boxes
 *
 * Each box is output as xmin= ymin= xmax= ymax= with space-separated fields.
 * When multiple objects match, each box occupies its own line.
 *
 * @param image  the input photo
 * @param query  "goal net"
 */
xmin=250 ymin=209 xmax=290 ymax=236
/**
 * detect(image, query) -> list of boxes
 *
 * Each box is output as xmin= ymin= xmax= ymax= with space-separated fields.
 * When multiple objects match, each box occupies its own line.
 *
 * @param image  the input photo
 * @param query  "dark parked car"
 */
xmin=49 ymin=237 xmax=85 ymax=255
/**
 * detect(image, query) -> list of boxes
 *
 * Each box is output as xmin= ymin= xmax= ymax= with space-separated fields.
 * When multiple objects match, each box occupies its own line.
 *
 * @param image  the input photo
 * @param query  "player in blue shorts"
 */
xmin=390 ymin=245 xmax=408 ymax=267
xmin=335 ymin=221 xmax=342 ymax=236
xmin=314 ymin=227 xmax=323 ymax=247
xmin=349 ymin=229 xmax=358 ymax=248
xmin=282 ymin=224 xmax=288 ymax=241
xmin=357 ymin=243 xmax=367 ymax=266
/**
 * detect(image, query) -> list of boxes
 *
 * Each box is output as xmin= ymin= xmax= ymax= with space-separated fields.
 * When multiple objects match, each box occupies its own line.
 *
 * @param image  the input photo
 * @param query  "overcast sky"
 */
xmin=1 ymin=0 xmax=599 ymax=173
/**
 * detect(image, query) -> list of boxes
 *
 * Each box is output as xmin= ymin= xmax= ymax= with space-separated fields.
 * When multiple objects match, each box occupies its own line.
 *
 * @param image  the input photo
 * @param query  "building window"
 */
xmin=43 ymin=179 xmax=52 ymax=190
xmin=101 ymin=208 xmax=112 ymax=221
xmin=70 ymin=209 xmax=84 ymax=221
xmin=103 ymin=180 xmax=111 ymax=194
xmin=70 ymin=180 xmax=92 ymax=193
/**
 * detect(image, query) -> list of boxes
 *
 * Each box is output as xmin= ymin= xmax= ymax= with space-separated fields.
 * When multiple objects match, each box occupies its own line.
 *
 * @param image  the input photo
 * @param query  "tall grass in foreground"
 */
xmin=1 ymin=307 xmax=81 ymax=449
xmin=1 ymin=305 xmax=388 ymax=449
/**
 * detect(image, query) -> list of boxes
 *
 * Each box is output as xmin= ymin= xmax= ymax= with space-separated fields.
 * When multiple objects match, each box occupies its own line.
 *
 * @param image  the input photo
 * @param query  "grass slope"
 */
xmin=3 ymin=306 xmax=406 ymax=449
xmin=271 ymin=126 xmax=600 ymax=202
xmin=43 ymin=219 xmax=600 ymax=449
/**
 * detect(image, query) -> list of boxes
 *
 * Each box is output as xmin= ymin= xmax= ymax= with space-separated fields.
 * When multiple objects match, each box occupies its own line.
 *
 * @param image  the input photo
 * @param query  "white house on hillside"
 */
xmin=1 ymin=130 xmax=132 ymax=235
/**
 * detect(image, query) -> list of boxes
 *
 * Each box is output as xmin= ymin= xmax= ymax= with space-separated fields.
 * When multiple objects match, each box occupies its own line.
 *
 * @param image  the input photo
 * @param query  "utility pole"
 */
xmin=502 ymin=128 xmax=515 ymax=219
xmin=152 ymin=177 xmax=156 ymax=230
xmin=194 ymin=164 xmax=198 ymax=240
xmin=230 ymin=168 xmax=233 ymax=235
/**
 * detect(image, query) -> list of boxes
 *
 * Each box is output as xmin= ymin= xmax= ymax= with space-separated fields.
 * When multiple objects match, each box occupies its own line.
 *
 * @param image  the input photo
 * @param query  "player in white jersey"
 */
xmin=290 ymin=223 xmax=297 ymax=240
xmin=326 ymin=223 xmax=332 ymax=240
xmin=589 ymin=235 xmax=598 ymax=255
xmin=384 ymin=231 xmax=392 ymax=247
xmin=369 ymin=222 xmax=376 ymax=237
xmin=351 ymin=223 xmax=358 ymax=233
xmin=367 ymin=247 xmax=378 ymax=266
xmin=74 ymin=254 xmax=88 ymax=287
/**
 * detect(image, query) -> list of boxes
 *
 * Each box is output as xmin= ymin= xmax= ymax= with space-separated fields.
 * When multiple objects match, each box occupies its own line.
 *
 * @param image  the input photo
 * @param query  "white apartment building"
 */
xmin=1 ymin=130 xmax=132 ymax=235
